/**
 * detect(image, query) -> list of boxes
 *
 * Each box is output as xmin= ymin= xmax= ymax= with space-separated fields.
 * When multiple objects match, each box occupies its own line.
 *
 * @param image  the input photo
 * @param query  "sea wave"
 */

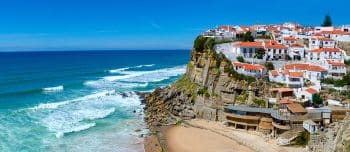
xmin=55 ymin=123 xmax=96 ymax=138
xmin=29 ymin=91 xmax=142 ymax=138
xmin=109 ymin=64 xmax=155 ymax=74
xmin=42 ymin=85 xmax=64 ymax=93
xmin=86 ymin=65 xmax=186 ymax=89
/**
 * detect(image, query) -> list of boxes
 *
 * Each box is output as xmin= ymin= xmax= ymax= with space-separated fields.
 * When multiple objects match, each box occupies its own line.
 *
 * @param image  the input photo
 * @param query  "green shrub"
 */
xmin=194 ymin=36 xmax=207 ymax=52
xmin=236 ymin=56 xmax=245 ymax=62
xmin=293 ymin=131 xmax=309 ymax=146
xmin=312 ymin=94 xmax=323 ymax=105
xmin=265 ymin=62 xmax=275 ymax=70
xmin=253 ymin=99 xmax=266 ymax=107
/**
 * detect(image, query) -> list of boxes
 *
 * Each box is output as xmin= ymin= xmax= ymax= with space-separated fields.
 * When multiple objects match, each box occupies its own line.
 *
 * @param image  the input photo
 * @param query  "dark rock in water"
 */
xmin=135 ymin=129 xmax=141 ymax=132
xmin=120 ymin=92 xmax=129 ymax=98
xmin=133 ymin=110 xmax=136 ymax=113
xmin=135 ymin=92 xmax=150 ymax=104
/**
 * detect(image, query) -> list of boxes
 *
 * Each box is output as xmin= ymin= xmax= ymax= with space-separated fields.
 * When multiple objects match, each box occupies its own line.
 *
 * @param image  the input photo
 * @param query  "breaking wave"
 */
xmin=42 ymin=85 xmax=64 ymax=93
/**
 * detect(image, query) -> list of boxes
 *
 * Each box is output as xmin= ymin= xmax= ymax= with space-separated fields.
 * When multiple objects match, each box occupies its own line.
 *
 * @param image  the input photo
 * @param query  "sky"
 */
xmin=0 ymin=0 xmax=349 ymax=51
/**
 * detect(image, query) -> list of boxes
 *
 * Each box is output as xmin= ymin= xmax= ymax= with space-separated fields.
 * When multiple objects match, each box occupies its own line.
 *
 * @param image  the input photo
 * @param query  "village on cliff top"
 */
xmin=200 ymin=17 xmax=350 ymax=148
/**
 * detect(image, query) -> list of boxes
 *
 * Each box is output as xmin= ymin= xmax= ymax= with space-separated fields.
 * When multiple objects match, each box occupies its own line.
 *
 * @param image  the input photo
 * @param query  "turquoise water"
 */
xmin=0 ymin=50 xmax=189 ymax=152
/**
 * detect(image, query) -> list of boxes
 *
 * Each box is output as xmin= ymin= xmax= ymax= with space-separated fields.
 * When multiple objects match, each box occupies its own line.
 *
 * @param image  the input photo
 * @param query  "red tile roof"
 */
xmin=271 ymin=70 xmax=279 ymax=76
xmin=326 ymin=60 xmax=346 ymax=66
xmin=265 ymin=43 xmax=287 ymax=49
xmin=287 ymin=103 xmax=307 ymax=114
xmin=310 ymin=48 xmax=341 ymax=53
xmin=288 ymin=72 xmax=304 ymax=77
xmin=234 ymin=42 xmax=263 ymax=48
xmin=284 ymin=63 xmax=327 ymax=72
xmin=232 ymin=62 xmax=265 ymax=70
xmin=306 ymin=88 xmax=318 ymax=94
xmin=307 ymin=65 xmax=327 ymax=72
xmin=283 ymin=36 xmax=296 ymax=41
xmin=290 ymin=43 xmax=304 ymax=48
xmin=270 ymin=87 xmax=293 ymax=92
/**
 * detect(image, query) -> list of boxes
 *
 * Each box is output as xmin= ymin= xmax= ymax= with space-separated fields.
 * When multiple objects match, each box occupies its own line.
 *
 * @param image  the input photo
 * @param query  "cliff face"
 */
xmin=144 ymin=47 xmax=271 ymax=131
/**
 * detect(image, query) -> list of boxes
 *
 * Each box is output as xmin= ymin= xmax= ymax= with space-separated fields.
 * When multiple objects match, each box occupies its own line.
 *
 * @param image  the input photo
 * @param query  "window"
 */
xmin=325 ymin=42 xmax=328 ymax=44
xmin=243 ymin=48 xmax=247 ymax=53
xmin=279 ymin=49 xmax=281 ymax=54
xmin=312 ymin=41 xmax=315 ymax=44
xmin=249 ymin=48 xmax=253 ymax=53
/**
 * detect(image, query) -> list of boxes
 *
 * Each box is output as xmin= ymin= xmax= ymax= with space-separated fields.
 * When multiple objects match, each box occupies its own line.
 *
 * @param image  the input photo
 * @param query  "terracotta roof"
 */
xmin=232 ymin=62 xmax=265 ymax=70
xmin=280 ymin=98 xmax=295 ymax=104
xmin=218 ymin=26 xmax=236 ymax=32
xmin=271 ymin=70 xmax=279 ymax=76
xmin=235 ymin=42 xmax=263 ymax=48
xmin=318 ymin=37 xmax=334 ymax=41
xmin=287 ymin=103 xmax=307 ymax=114
xmin=240 ymin=26 xmax=249 ymax=32
xmin=320 ymin=30 xmax=349 ymax=35
xmin=284 ymin=63 xmax=309 ymax=70
xmin=307 ymin=65 xmax=327 ymax=72
xmin=288 ymin=71 xmax=304 ymax=77
xmin=306 ymin=88 xmax=318 ymax=94
xmin=270 ymin=87 xmax=293 ymax=92
xmin=290 ymin=43 xmax=304 ymax=48
xmin=326 ymin=60 xmax=346 ymax=66
xmin=310 ymin=48 xmax=341 ymax=53
xmin=265 ymin=43 xmax=287 ymax=49
xmin=283 ymin=36 xmax=296 ymax=41
xmin=284 ymin=63 xmax=326 ymax=72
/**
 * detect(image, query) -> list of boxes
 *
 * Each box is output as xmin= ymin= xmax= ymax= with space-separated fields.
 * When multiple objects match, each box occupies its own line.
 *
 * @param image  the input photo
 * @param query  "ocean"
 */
xmin=0 ymin=50 xmax=190 ymax=152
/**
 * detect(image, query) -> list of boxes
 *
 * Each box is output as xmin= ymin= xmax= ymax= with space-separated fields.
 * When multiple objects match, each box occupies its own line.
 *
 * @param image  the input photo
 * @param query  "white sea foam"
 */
xmin=55 ymin=123 xmax=96 ymax=138
xmin=86 ymin=65 xmax=186 ymax=89
xmin=31 ymin=90 xmax=142 ymax=138
xmin=42 ymin=85 xmax=64 ymax=93
xmin=108 ymin=64 xmax=155 ymax=74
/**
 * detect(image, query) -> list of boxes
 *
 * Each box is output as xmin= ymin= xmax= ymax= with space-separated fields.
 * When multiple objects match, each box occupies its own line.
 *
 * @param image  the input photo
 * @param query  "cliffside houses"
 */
xmin=232 ymin=62 xmax=265 ymax=78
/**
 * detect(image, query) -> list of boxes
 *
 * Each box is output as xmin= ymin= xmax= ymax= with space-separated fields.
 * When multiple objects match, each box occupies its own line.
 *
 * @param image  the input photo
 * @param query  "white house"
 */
xmin=269 ymin=69 xmax=304 ymax=88
xmin=303 ymin=120 xmax=319 ymax=134
xmin=232 ymin=62 xmax=265 ymax=78
xmin=319 ymin=30 xmax=350 ymax=42
xmin=282 ymin=36 xmax=297 ymax=46
xmin=288 ymin=43 xmax=305 ymax=60
xmin=264 ymin=41 xmax=288 ymax=60
xmin=232 ymin=41 xmax=265 ymax=58
xmin=324 ymin=60 xmax=347 ymax=78
xmin=307 ymin=48 xmax=343 ymax=62
xmin=309 ymin=37 xmax=336 ymax=49
xmin=284 ymin=63 xmax=328 ymax=84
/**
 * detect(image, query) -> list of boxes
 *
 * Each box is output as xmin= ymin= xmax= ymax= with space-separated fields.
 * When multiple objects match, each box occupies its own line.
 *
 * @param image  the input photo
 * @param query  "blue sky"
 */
xmin=0 ymin=0 xmax=349 ymax=51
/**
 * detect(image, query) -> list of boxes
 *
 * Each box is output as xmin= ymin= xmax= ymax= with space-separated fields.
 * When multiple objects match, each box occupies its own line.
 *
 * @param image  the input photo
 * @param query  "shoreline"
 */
xmin=144 ymin=119 xmax=307 ymax=152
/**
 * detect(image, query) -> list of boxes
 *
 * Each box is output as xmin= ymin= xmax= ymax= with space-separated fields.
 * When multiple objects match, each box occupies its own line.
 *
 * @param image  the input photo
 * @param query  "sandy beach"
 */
xmin=164 ymin=125 xmax=254 ymax=152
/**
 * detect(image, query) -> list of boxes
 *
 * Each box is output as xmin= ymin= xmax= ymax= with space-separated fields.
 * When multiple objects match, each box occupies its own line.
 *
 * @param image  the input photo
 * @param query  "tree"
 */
xmin=322 ymin=15 xmax=332 ymax=27
xmin=265 ymin=62 xmax=275 ymax=70
xmin=243 ymin=31 xmax=254 ymax=42
xmin=254 ymin=48 xmax=265 ymax=59
xmin=313 ymin=94 xmax=323 ymax=105
xmin=236 ymin=56 xmax=245 ymax=62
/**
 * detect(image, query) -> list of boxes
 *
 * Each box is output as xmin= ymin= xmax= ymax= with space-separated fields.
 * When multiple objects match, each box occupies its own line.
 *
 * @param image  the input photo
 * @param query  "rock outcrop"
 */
xmin=144 ymin=46 xmax=270 ymax=131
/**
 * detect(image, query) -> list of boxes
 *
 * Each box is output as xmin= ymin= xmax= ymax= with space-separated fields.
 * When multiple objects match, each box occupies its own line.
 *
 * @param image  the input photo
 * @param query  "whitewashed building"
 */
xmin=307 ymin=48 xmax=344 ymax=62
xmin=232 ymin=62 xmax=265 ymax=78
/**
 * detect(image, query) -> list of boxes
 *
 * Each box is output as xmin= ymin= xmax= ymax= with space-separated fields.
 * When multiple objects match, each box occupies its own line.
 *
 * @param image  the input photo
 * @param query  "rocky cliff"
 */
xmin=144 ymin=38 xmax=272 ymax=132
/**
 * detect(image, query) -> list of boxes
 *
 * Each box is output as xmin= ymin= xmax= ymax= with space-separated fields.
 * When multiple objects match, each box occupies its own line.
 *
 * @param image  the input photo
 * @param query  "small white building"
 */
xmin=264 ymin=41 xmax=288 ymax=60
xmin=288 ymin=43 xmax=305 ymax=60
xmin=303 ymin=120 xmax=319 ymax=134
xmin=268 ymin=69 xmax=304 ymax=88
xmin=232 ymin=41 xmax=265 ymax=58
xmin=282 ymin=36 xmax=297 ymax=46
xmin=324 ymin=60 xmax=347 ymax=78
xmin=232 ymin=62 xmax=265 ymax=78
xmin=309 ymin=37 xmax=336 ymax=49
xmin=307 ymin=48 xmax=343 ymax=62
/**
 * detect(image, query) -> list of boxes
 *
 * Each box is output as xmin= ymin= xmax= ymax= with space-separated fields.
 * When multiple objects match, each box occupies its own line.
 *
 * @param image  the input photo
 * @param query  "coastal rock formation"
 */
xmin=144 ymin=45 xmax=270 ymax=132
